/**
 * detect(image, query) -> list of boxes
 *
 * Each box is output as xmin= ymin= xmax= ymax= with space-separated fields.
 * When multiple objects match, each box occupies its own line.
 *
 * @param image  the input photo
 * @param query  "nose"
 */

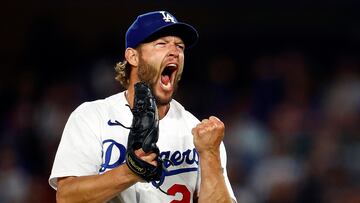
xmin=168 ymin=43 xmax=180 ymax=58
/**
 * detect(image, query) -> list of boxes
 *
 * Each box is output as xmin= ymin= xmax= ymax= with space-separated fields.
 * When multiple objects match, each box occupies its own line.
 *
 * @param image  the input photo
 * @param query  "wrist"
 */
xmin=199 ymin=151 xmax=222 ymax=170
xmin=124 ymin=163 xmax=144 ymax=182
xmin=111 ymin=164 xmax=142 ymax=188
xmin=198 ymin=148 xmax=221 ymax=161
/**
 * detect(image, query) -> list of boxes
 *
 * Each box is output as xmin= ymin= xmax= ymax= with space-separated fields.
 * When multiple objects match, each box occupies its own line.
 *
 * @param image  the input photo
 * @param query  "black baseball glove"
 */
xmin=125 ymin=82 xmax=163 ymax=182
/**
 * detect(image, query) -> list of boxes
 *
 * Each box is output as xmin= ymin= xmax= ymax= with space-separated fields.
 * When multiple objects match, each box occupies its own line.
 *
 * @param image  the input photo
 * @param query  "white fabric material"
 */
xmin=49 ymin=91 xmax=236 ymax=202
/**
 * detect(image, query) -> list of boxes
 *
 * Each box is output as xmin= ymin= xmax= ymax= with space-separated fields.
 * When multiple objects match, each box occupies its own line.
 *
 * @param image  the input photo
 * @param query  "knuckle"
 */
xmin=198 ymin=128 xmax=207 ymax=135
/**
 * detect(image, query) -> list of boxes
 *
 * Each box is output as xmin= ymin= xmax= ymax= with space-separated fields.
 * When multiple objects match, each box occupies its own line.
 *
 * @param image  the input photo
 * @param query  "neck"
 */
xmin=157 ymin=103 xmax=170 ymax=120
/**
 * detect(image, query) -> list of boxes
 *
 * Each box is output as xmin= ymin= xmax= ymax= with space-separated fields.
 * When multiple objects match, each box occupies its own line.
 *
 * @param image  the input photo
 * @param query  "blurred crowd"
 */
xmin=220 ymin=52 xmax=360 ymax=203
xmin=1 ymin=14 xmax=360 ymax=203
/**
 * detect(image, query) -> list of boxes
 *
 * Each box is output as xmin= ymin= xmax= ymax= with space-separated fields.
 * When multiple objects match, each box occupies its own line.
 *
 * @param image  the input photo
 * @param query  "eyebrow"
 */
xmin=157 ymin=36 xmax=184 ymax=44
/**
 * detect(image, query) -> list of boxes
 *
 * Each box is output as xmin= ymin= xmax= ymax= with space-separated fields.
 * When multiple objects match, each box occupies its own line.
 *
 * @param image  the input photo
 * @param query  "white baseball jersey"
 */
xmin=49 ymin=91 xmax=236 ymax=203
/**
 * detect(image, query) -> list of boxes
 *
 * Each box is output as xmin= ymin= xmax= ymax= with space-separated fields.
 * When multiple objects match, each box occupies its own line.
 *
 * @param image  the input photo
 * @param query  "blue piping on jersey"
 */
xmin=165 ymin=167 xmax=198 ymax=176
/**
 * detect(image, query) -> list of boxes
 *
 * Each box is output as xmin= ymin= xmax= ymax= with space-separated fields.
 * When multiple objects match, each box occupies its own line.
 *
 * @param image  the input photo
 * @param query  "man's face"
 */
xmin=137 ymin=36 xmax=185 ymax=105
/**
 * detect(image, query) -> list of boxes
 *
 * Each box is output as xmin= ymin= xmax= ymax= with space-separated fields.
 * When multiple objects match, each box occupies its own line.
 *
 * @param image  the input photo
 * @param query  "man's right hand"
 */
xmin=134 ymin=148 xmax=159 ymax=167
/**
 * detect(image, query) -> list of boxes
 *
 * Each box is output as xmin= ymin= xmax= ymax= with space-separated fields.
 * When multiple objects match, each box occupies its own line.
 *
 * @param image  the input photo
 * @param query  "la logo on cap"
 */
xmin=160 ymin=11 xmax=176 ymax=23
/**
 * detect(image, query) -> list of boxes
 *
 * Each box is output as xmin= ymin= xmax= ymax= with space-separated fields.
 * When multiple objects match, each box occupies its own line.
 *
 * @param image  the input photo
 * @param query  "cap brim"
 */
xmin=142 ymin=23 xmax=199 ymax=49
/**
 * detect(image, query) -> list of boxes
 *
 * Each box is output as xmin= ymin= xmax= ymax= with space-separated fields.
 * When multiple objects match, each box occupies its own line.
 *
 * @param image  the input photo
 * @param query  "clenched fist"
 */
xmin=191 ymin=116 xmax=225 ymax=155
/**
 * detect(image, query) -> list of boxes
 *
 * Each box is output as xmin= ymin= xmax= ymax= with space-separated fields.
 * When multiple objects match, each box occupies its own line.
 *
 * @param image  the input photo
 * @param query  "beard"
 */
xmin=137 ymin=56 xmax=181 ymax=106
xmin=137 ymin=57 xmax=158 ymax=87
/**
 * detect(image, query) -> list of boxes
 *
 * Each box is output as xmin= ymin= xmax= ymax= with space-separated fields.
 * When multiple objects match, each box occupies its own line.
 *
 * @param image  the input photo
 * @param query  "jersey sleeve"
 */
xmin=48 ymin=103 xmax=103 ymax=189
xmin=220 ymin=142 xmax=237 ymax=202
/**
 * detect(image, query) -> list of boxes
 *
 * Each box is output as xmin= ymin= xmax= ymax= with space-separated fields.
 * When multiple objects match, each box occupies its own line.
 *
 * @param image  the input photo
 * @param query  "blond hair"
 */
xmin=114 ymin=59 xmax=131 ymax=88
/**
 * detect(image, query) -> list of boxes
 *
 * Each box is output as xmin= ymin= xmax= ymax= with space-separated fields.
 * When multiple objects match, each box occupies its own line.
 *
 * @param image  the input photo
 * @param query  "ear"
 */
xmin=125 ymin=48 xmax=139 ymax=67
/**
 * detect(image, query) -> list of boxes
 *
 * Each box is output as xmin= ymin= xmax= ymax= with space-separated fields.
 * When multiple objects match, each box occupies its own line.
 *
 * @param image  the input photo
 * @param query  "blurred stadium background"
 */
xmin=1 ymin=1 xmax=360 ymax=202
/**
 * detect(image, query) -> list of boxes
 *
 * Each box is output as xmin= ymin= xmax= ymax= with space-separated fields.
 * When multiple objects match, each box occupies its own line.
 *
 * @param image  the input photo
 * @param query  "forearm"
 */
xmin=57 ymin=164 xmax=139 ymax=203
xmin=198 ymin=151 xmax=232 ymax=203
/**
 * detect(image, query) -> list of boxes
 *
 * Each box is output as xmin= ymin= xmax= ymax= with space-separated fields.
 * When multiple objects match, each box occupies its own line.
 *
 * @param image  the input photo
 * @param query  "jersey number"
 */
xmin=167 ymin=184 xmax=191 ymax=203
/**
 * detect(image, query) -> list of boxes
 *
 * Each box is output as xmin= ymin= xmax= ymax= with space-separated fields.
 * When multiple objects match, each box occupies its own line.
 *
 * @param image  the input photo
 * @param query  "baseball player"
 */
xmin=49 ymin=11 xmax=237 ymax=203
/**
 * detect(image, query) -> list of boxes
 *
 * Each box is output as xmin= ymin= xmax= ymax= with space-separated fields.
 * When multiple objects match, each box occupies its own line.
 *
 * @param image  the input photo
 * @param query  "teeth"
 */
xmin=160 ymin=79 xmax=172 ymax=90
xmin=167 ymin=64 xmax=177 ymax=67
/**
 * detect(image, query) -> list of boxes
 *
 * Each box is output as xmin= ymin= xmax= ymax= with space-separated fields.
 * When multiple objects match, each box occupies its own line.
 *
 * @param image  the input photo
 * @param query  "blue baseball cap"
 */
xmin=125 ymin=11 xmax=199 ymax=49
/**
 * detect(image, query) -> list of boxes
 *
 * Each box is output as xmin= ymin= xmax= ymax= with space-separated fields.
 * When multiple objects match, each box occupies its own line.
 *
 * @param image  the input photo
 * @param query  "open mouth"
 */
xmin=160 ymin=64 xmax=178 ymax=90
